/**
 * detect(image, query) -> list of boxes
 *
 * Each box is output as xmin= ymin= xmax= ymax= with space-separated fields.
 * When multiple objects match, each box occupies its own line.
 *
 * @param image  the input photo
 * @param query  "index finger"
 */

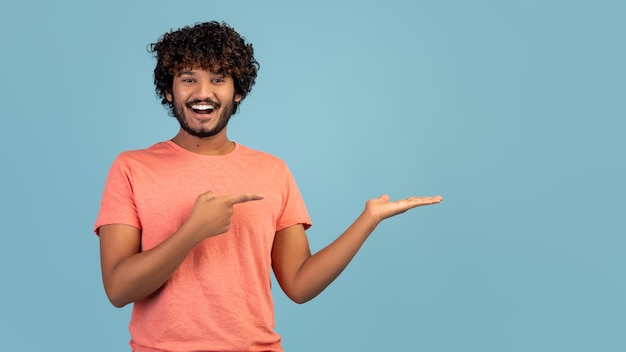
xmin=226 ymin=194 xmax=265 ymax=205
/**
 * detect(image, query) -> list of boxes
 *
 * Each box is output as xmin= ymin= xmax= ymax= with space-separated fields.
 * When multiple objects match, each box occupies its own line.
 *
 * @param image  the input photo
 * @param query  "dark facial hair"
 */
xmin=172 ymin=97 xmax=236 ymax=138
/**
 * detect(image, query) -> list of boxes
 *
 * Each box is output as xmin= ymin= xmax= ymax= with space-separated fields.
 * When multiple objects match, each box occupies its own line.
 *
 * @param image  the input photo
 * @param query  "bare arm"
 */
xmin=272 ymin=195 xmax=442 ymax=304
xmin=99 ymin=191 xmax=263 ymax=308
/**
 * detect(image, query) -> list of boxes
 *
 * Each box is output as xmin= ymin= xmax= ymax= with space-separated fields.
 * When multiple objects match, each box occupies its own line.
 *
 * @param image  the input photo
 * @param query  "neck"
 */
xmin=170 ymin=128 xmax=235 ymax=155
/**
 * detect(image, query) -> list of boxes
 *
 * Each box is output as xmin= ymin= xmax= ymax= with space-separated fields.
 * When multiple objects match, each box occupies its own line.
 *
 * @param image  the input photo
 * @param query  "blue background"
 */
xmin=1 ymin=0 xmax=624 ymax=351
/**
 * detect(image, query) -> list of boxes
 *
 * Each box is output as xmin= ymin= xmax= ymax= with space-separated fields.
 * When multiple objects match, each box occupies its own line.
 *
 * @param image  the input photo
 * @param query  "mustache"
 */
xmin=185 ymin=99 xmax=221 ymax=109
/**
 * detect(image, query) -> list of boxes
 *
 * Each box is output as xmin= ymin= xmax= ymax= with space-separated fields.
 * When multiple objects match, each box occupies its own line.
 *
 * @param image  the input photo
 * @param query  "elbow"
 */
xmin=285 ymin=289 xmax=318 ymax=305
xmin=291 ymin=297 xmax=311 ymax=305
xmin=107 ymin=293 xmax=131 ymax=308
xmin=109 ymin=297 xmax=130 ymax=309
xmin=275 ymin=270 xmax=323 ymax=304
xmin=104 ymin=285 xmax=133 ymax=308
xmin=278 ymin=277 xmax=324 ymax=304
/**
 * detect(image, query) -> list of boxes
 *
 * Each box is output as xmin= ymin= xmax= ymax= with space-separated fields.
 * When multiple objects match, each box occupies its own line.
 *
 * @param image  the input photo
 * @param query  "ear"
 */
xmin=235 ymin=94 xmax=242 ymax=103
xmin=165 ymin=90 xmax=173 ymax=102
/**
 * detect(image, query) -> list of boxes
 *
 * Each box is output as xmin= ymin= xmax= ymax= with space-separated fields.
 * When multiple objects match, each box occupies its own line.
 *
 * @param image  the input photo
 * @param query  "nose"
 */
xmin=194 ymin=77 xmax=217 ymax=100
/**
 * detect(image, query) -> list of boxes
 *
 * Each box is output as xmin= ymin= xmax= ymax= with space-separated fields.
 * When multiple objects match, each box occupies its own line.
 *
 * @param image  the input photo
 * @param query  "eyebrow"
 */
xmin=176 ymin=70 xmax=226 ymax=78
xmin=177 ymin=70 xmax=196 ymax=76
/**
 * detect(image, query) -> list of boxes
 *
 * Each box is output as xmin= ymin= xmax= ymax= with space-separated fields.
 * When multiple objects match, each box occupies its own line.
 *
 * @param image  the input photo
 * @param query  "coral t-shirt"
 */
xmin=94 ymin=141 xmax=311 ymax=352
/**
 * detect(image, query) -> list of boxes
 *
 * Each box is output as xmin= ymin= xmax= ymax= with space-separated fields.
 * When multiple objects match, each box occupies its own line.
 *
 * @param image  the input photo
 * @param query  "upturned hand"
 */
xmin=364 ymin=194 xmax=443 ymax=223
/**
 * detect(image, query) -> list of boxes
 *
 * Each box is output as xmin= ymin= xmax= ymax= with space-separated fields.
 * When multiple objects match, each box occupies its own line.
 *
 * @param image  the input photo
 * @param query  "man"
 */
xmin=95 ymin=21 xmax=442 ymax=352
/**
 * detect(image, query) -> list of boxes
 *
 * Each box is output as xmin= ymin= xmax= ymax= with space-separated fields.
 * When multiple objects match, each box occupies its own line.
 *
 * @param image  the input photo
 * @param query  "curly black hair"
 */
xmin=148 ymin=21 xmax=259 ymax=114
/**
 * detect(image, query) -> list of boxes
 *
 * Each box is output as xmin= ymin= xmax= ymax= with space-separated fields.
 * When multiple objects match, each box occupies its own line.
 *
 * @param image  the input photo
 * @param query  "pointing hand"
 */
xmin=186 ymin=190 xmax=264 ymax=240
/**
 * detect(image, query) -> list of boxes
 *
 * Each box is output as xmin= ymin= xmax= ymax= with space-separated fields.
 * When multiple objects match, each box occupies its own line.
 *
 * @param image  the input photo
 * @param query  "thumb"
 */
xmin=200 ymin=190 xmax=217 ymax=201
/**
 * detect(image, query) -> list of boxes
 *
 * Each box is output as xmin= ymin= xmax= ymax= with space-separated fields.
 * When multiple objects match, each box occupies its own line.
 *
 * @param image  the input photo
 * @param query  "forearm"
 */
xmin=290 ymin=211 xmax=379 ymax=303
xmin=102 ymin=192 xmax=263 ymax=307
xmin=103 ymin=224 xmax=200 ymax=307
xmin=274 ymin=194 xmax=442 ymax=304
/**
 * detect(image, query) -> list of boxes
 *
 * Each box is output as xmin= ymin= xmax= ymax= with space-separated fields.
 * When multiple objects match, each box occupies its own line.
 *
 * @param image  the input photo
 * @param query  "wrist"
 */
xmin=177 ymin=220 xmax=206 ymax=246
xmin=360 ymin=209 xmax=381 ymax=229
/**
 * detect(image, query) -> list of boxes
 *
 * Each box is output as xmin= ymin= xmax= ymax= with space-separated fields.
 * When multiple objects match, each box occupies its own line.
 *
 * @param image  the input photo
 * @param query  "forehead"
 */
xmin=171 ymin=59 xmax=227 ymax=75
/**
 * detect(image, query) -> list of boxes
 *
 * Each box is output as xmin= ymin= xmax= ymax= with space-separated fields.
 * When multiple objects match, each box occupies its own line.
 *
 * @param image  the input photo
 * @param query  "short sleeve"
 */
xmin=276 ymin=163 xmax=312 ymax=232
xmin=93 ymin=155 xmax=142 ymax=235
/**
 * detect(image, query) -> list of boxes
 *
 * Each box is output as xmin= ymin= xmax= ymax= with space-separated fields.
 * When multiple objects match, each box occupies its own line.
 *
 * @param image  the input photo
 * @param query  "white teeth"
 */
xmin=191 ymin=104 xmax=215 ymax=111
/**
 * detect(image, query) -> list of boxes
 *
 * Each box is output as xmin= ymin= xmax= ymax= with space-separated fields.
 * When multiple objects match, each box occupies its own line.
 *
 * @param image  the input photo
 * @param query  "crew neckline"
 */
xmin=164 ymin=140 xmax=242 ymax=158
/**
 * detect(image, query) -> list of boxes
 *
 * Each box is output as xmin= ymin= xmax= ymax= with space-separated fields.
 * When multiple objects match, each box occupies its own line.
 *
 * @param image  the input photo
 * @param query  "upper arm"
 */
xmin=98 ymin=224 xmax=141 ymax=290
xmin=271 ymin=224 xmax=311 ymax=294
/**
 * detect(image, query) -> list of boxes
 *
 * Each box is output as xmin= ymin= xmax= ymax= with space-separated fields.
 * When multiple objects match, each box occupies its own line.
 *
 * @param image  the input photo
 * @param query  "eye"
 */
xmin=212 ymin=77 xmax=226 ymax=83
xmin=182 ymin=78 xmax=195 ymax=83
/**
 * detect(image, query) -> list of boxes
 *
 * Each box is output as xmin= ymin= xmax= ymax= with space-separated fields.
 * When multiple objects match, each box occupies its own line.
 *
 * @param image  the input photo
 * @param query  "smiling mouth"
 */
xmin=189 ymin=103 xmax=216 ymax=114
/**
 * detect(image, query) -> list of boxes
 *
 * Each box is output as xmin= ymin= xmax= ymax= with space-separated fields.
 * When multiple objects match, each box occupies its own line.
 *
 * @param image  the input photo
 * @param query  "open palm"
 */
xmin=365 ymin=194 xmax=443 ymax=223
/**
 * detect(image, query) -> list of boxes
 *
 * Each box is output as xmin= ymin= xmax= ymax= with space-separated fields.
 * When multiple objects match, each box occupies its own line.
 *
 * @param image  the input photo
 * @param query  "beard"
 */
xmin=172 ymin=96 xmax=237 ymax=138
